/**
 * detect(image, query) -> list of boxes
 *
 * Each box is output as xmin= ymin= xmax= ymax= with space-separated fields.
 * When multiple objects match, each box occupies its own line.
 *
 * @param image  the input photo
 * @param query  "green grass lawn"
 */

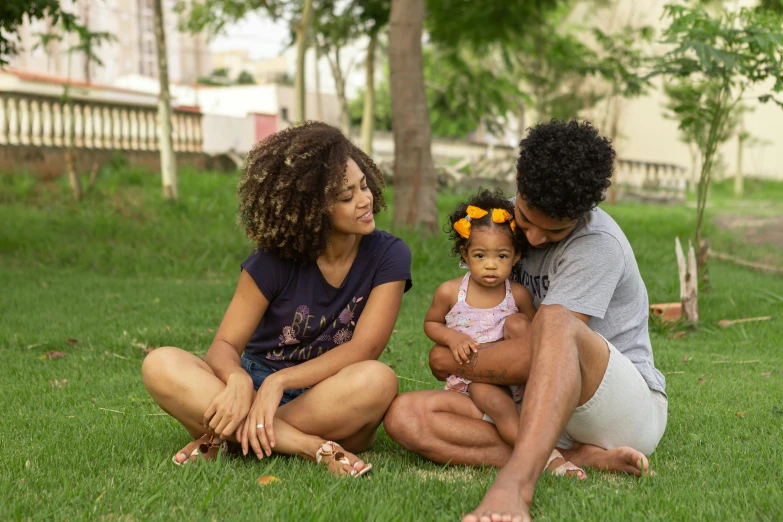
xmin=2 ymin=168 xmax=783 ymax=521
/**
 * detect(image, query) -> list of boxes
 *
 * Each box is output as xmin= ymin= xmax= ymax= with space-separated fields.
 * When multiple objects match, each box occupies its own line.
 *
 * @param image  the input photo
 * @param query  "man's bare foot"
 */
xmin=461 ymin=480 xmax=532 ymax=522
xmin=564 ymin=443 xmax=650 ymax=476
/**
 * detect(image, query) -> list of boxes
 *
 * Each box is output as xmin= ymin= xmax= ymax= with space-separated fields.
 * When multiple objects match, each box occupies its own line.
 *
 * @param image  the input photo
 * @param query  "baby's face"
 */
xmin=461 ymin=227 xmax=520 ymax=289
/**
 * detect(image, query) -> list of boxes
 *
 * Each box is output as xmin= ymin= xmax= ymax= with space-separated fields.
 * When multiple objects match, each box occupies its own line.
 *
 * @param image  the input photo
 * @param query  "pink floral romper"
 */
xmin=444 ymin=273 xmax=523 ymax=402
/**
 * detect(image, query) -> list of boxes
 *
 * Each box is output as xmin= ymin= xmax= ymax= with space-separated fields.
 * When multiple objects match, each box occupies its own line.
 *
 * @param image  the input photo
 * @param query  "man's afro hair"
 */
xmin=516 ymin=119 xmax=615 ymax=220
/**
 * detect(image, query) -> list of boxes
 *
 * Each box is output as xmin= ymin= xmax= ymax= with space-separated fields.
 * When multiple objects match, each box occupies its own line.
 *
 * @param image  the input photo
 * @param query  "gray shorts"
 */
xmin=484 ymin=338 xmax=668 ymax=456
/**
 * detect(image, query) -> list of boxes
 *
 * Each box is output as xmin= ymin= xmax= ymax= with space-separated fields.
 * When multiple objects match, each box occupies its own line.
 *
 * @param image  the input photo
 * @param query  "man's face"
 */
xmin=514 ymin=194 xmax=579 ymax=248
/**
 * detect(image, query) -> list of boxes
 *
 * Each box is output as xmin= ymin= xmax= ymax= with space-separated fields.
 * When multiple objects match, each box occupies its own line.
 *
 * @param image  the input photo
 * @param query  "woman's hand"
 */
xmin=202 ymin=372 xmax=254 ymax=439
xmin=238 ymin=374 xmax=285 ymax=459
xmin=448 ymin=332 xmax=478 ymax=364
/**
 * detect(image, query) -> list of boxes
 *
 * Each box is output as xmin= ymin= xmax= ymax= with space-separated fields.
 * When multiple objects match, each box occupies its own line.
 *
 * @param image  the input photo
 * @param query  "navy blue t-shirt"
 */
xmin=241 ymin=230 xmax=412 ymax=370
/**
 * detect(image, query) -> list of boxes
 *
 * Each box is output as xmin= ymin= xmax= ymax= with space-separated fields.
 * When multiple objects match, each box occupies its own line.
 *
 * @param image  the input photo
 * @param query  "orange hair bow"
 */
xmin=453 ymin=205 xmax=516 ymax=239
xmin=492 ymin=208 xmax=517 ymax=232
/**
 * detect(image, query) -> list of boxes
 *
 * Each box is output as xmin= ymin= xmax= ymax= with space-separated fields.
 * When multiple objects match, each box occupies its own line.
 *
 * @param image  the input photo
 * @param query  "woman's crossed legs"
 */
xmin=142 ymin=347 xmax=398 ymax=475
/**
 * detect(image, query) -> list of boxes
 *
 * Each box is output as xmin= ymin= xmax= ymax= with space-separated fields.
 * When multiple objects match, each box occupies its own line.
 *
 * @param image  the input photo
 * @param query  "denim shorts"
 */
xmin=240 ymin=353 xmax=308 ymax=405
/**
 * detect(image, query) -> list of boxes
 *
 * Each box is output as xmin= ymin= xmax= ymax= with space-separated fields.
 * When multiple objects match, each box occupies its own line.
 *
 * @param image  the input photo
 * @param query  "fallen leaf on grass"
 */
xmin=257 ymin=476 xmax=280 ymax=485
xmin=144 ymin=347 xmax=156 ymax=355
xmin=698 ymin=378 xmax=706 ymax=386
xmin=66 ymin=338 xmax=79 ymax=345
xmin=104 ymin=351 xmax=128 ymax=360
xmin=761 ymin=371 xmax=772 ymax=377
xmin=166 ymin=325 xmax=172 ymax=333
xmin=683 ymin=356 xmax=692 ymax=363
xmin=50 ymin=378 xmax=68 ymax=388
xmin=25 ymin=460 xmax=30 ymax=469
xmin=43 ymin=351 xmax=68 ymax=359
xmin=717 ymin=316 xmax=771 ymax=328
xmin=735 ymin=412 xmax=746 ymax=419
xmin=419 ymin=361 xmax=426 ymax=367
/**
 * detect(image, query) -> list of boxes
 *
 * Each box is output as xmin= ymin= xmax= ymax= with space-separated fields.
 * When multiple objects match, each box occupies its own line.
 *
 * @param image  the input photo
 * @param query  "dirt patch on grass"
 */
xmin=713 ymin=215 xmax=783 ymax=249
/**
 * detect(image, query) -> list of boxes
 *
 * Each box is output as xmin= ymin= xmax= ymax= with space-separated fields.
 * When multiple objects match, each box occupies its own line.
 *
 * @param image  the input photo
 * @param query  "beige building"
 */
xmin=6 ymin=0 xmax=211 ymax=85
xmin=574 ymin=0 xmax=783 ymax=180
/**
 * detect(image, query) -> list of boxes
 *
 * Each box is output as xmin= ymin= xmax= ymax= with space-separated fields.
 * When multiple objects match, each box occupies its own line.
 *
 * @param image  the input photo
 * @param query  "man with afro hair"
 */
xmin=385 ymin=120 xmax=667 ymax=522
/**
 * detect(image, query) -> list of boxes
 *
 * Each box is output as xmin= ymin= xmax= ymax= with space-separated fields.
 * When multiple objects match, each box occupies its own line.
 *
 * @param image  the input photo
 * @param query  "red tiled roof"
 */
xmin=1 ymin=67 xmax=152 ymax=96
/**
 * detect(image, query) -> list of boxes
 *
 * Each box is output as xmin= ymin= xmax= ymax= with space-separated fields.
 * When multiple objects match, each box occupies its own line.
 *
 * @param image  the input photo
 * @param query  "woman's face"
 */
xmin=330 ymin=158 xmax=375 ymax=236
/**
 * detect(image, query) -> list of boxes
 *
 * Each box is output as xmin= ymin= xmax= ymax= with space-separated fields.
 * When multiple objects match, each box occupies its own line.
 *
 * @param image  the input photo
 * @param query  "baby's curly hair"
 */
xmin=446 ymin=188 xmax=527 ymax=261
xmin=238 ymin=121 xmax=385 ymax=262
xmin=516 ymin=119 xmax=615 ymax=220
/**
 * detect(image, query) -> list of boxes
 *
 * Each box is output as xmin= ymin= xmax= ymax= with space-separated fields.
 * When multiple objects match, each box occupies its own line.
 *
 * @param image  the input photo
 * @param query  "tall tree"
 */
xmin=312 ymin=0 xmax=356 ymax=133
xmin=651 ymin=3 xmax=783 ymax=321
xmin=37 ymin=13 xmax=115 ymax=201
xmin=293 ymin=0 xmax=314 ymax=122
xmin=153 ymin=0 xmax=178 ymax=200
xmin=388 ymin=0 xmax=437 ymax=231
xmin=387 ymin=0 xmax=562 ymax=230
xmin=356 ymin=0 xmax=391 ymax=155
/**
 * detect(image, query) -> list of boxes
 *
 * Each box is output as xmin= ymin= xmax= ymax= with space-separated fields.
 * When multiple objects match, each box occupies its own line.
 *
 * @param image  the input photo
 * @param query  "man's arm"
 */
xmin=428 ymin=306 xmax=591 ymax=384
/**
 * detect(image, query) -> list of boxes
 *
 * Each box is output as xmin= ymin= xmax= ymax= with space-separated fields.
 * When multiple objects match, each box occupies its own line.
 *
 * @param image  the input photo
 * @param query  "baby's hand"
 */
xmin=448 ymin=333 xmax=478 ymax=364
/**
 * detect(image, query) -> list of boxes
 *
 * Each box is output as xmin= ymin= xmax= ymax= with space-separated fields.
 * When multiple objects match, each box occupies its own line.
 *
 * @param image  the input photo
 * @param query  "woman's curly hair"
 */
xmin=238 ymin=121 xmax=386 ymax=262
xmin=516 ymin=119 xmax=615 ymax=220
xmin=446 ymin=187 xmax=527 ymax=261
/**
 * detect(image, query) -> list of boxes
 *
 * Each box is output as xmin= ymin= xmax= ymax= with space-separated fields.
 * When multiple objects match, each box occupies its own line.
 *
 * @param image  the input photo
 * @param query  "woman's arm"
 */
xmin=268 ymin=280 xmax=407 ymax=391
xmin=510 ymin=281 xmax=537 ymax=320
xmin=205 ymin=269 xmax=269 ymax=382
xmin=201 ymin=269 xmax=269 ymax=437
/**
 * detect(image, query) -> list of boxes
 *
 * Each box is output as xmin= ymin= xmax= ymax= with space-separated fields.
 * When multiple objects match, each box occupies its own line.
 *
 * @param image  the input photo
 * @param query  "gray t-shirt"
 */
xmin=513 ymin=207 xmax=666 ymax=395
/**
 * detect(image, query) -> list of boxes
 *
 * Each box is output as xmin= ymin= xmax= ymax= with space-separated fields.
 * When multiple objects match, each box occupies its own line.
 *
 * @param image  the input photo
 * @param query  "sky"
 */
xmin=209 ymin=14 xmax=291 ymax=60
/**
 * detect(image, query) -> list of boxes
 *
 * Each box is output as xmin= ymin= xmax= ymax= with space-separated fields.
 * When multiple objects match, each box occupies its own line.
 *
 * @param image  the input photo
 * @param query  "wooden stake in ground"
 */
xmin=153 ymin=0 xmax=178 ymax=200
xmin=675 ymin=237 xmax=698 ymax=323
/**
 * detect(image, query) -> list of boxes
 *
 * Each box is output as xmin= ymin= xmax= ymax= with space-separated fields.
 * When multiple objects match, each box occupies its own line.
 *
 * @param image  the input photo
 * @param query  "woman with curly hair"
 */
xmin=143 ymin=122 xmax=411 ymax=477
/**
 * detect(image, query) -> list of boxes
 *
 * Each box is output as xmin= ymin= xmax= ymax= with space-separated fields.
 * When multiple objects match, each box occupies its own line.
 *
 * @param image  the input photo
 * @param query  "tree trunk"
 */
xmin=153 ymin=0 xmax=178 ymax=200
xmin=64 ymin=56 xmax=82 ymax=201
xmin=326 ymin=49 xmax=350 ymax=135
xmin=734 ymin=131 xmax=745 ymax=197
xmin=675 ymin=237 xmax=698 ymax=324
xmin=294 ymin=0 xmax=314 ymax=123
xmin=314 ymin=44 xmax=323 ymax=121
xmin=361 ymin=31 xmax=378 ymax=155
xmin=389 ymin=0 xmax=437 ymax=232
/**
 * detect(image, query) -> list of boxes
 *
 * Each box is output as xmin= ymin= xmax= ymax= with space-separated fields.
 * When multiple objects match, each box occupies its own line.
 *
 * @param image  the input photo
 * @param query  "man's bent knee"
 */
xmin=384 ymin=393 xmax=426 ymax=448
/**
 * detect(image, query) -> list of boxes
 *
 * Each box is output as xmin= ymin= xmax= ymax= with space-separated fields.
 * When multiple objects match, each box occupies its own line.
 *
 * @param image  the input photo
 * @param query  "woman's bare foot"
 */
xmin=564 ymin=443 xmax=650 ymax=476
xmin=314 ymin=441 xmax=370 ymax=477
xmin=461 ymin=479 xmax=531 ymax=522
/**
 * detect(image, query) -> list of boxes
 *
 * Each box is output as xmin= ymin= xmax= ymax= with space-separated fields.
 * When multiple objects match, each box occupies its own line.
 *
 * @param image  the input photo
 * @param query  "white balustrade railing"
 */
xmin=0 ymin=91 xmax=202 ymax=153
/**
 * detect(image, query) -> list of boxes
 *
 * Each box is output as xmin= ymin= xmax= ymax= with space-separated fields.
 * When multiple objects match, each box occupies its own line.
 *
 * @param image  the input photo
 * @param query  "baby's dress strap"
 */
xmin=503 ymin=278 xmax=517 ymax=310
xmin=457 ymin=272 xmax=470 ymax=303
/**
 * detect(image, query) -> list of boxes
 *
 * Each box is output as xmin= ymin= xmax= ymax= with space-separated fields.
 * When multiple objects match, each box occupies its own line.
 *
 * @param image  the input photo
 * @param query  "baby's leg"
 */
xmin=468 ymin=383 xmax=519 ymax=447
